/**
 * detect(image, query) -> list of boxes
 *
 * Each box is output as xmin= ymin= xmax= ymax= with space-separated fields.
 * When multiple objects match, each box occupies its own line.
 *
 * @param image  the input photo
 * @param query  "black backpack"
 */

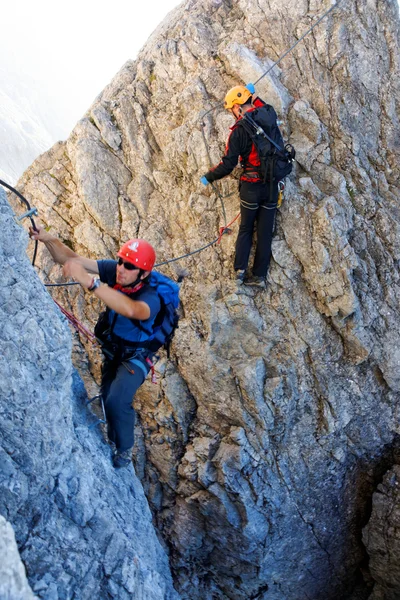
xmin=239 ymin=105 xmax=295 ymax=184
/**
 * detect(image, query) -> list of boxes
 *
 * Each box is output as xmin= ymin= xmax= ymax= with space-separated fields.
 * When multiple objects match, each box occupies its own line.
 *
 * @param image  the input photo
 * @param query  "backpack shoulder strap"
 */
xmin=241 ymin=112 xmax=284 ymax=152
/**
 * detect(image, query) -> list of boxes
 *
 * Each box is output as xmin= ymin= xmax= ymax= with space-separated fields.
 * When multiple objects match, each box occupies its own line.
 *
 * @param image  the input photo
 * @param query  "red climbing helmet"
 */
xmin=117 ymin=239 xmax=156 ymax=270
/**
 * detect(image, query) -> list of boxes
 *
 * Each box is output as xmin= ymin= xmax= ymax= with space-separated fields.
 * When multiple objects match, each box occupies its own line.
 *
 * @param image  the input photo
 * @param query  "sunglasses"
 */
xmin=117 ymin=257 xmax=139 ymax=271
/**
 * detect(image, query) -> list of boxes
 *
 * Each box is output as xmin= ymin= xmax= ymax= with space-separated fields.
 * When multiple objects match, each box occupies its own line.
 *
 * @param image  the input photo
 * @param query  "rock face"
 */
xmin=363 ymin=465 xmax=400 ymax=600
xmin=0 ymin=186 xmax=179 ymax=599
xmin=7 ymin=0 xmax=400 ymax=598
xmin=0 ymin=516 xmax=36 ymax=600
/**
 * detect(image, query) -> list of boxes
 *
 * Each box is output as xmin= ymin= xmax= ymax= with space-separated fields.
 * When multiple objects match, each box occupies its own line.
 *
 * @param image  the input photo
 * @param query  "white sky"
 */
xmin=1 ymin=0 xmax=181 ymax=138
xmin=1 ymin=0 xmax=399 ymax=146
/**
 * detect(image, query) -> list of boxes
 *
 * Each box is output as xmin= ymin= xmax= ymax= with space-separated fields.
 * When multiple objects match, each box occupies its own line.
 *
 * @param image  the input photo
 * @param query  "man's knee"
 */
xmin=106 ymin=368 xmax=143 ymax=411
xmin=105 ymin=384 xmax=133 ymax=416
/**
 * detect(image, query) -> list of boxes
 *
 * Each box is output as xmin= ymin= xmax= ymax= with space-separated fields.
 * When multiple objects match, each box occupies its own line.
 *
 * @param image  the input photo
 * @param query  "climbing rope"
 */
xmin=199 ymin=124 xmax=228 ymax=226
xmin=154 ymin=220 xmax=236 ymax=267
xmin=53 ymin=299 xmax=98 ymax=344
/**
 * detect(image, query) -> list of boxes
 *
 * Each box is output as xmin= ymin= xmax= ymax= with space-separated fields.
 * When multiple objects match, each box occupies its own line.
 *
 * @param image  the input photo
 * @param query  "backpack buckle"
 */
xmin=146 ymin=357 xmax=157 ymax=384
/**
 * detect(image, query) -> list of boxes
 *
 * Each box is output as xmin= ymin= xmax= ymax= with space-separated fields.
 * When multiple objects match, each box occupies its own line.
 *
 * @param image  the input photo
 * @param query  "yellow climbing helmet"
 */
xmin=224 ymin=85 xmax=253 ymax=109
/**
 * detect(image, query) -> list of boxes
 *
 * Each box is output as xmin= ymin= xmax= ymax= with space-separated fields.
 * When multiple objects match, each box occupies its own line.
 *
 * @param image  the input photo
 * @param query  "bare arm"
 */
xmin=30 ymin=226 xmax=99 ymax=274
xmin=94 ymin=283 xmax=151 ymax=320
xmin=63 ymin=260 xmax=151 ymax=320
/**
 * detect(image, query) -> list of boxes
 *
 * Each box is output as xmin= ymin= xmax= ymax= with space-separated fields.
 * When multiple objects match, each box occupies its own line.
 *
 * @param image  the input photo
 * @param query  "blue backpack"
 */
xmin=145 ymin=271 xmax=180 ymax=355
xmin=95 ymin=271 xmax=180 ymax=357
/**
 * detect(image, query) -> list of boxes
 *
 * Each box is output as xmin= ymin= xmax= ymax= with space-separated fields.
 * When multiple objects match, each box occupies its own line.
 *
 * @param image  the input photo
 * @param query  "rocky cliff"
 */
xmin=6 ymin=0 xmax=400 ymax=598
xmin=363 ymin=464 xmax=400 ymax=600
xmin=0 ymin=515 xmax=36 ymax=600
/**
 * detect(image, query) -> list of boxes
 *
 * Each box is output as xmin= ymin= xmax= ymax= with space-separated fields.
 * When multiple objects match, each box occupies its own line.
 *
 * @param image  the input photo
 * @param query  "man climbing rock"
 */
xmin=201 ymin=84 xmax=290 ymax=287
xmin=30 ymin=227 xmax=160 ymax=469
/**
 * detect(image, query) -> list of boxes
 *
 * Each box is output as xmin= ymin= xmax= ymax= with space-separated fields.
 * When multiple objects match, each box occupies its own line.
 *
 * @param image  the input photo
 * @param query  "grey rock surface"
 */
xmin=363 ymin=465 xmax=400 ymax=600
xmin=7 ymin=0 xmax=400 ymax=599
xmin=0 ymin=515 xmax=37 ymax=600
xmin=0 ymin=186 xmax=179 ymax=599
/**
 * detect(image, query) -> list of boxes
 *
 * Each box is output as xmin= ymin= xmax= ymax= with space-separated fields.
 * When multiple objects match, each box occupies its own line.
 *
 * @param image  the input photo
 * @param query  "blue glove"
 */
xmin=245 ymin=82 xmax=255 ymax=94
xmin=200 ymin=176 xmax=209 ymax=186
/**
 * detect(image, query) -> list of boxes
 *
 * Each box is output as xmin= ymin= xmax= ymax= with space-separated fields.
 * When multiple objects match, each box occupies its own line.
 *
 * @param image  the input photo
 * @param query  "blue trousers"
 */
xmin=234 ymin=181 xmax=278 ymax=276
xmin=101 ymin=357 xmax=147 ymax=451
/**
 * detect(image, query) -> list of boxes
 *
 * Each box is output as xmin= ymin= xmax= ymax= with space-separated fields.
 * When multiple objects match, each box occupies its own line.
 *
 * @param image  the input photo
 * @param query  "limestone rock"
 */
xmin=6 ymin=0 xmax=400 ymax=598
xmin=0 ymin=515 xmax=37 ymax=600
xmin=363 ymin=465 xmax=400 ymax=600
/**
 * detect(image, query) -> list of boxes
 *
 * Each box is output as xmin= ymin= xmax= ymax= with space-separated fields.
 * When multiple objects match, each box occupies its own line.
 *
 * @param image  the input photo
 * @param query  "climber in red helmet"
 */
xmin=30 ymin=226 xmax=160 ymax=469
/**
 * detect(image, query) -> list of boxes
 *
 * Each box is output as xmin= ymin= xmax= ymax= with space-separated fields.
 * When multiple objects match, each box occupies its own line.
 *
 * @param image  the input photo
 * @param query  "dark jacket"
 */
xmin=204 ymin=98 xmax=280 ymax=184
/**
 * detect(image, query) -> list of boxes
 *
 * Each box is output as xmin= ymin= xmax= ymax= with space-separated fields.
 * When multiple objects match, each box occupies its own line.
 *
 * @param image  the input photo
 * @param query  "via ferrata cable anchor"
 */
xmin=16 ymin=207 xmax=39 ymax=222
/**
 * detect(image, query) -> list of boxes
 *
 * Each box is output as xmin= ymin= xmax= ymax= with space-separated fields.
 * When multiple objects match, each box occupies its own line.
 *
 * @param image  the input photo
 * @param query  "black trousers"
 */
xmin=101 ymin=356 xmax=148 ymax=451
xmin=234 ymin=181 xmax=278 ymax=277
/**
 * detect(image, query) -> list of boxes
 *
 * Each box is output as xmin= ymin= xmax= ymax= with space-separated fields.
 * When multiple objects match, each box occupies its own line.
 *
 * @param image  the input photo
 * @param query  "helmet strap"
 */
xmin=139 ymin=269 xmax=152 ymax=284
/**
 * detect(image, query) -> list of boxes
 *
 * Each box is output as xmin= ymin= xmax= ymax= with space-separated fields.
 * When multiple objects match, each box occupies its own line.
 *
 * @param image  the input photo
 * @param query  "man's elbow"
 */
xmin=126 ymin=304 xmax=150 ymax=321
xmin=63 ymin=257 xmax=79 ymax=268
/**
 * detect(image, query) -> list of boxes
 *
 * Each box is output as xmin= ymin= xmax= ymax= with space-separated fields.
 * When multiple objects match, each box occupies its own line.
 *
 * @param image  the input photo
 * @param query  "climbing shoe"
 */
xmin=235 ymin=269 xmax=246 ymax=285
xmin=113 ymin=448 xmax=133 ymax=469
xmin=246 ymin=275 xmax=267 ymax=288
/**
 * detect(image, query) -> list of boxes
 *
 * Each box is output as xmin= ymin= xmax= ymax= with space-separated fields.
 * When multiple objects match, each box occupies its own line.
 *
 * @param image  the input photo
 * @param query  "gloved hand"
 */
xmin=245 ymin=82 xmax=255 ymax=94
xmin=200 ymin=176 xmax=209 ymax=186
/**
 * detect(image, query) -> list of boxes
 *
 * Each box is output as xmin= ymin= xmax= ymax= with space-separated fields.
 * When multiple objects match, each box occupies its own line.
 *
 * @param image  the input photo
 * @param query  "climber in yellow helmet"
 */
xmin=201 ymin=84 xmax=291 ymax=288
